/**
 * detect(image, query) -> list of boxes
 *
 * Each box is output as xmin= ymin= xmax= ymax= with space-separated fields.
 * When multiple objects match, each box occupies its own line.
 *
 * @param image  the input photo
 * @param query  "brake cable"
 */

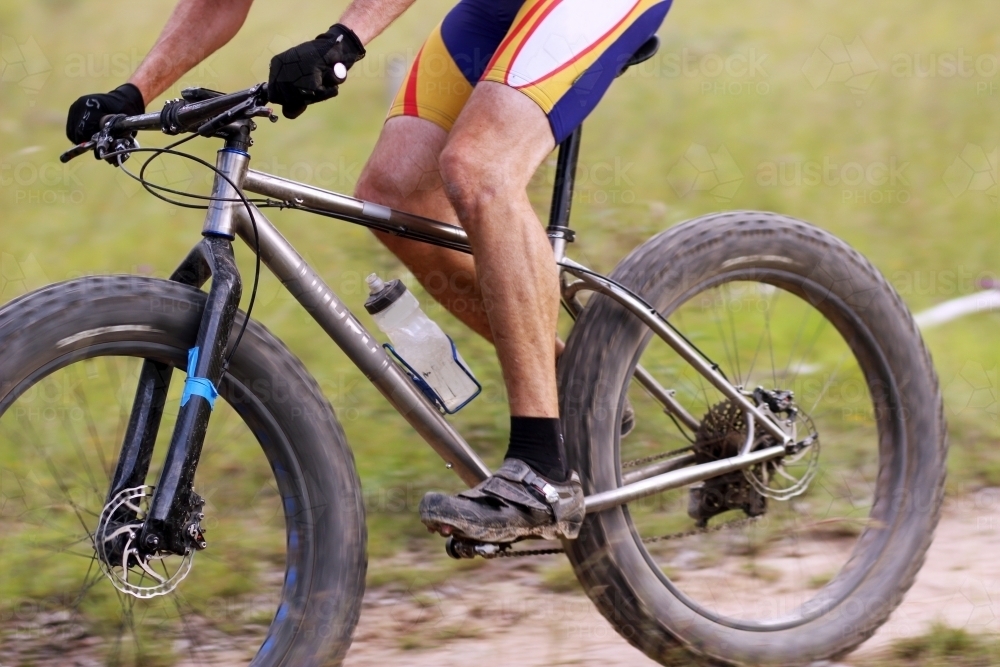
xmin=105 ymin=125 xmax=264 ymax=368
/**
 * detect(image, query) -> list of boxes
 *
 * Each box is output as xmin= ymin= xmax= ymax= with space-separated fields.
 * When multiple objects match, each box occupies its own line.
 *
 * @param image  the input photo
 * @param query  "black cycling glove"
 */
xmin=268 ymin=24 xmax=366 ymax=119
xmin=66 ymin=83 xmax=145 ymax=145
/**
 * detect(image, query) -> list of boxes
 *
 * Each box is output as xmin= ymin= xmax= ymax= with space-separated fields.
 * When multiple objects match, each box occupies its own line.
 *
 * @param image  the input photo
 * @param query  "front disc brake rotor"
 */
xmin=95 ymin=486 xmax=194 ymax=599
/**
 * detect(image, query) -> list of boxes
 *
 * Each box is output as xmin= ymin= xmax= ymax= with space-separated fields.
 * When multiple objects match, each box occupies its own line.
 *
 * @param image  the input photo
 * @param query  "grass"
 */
xmin=1 ymin=0 xmax=999 ymax=662
xmin=539 ymin=560 xmax=581 ymax=594
xmin=859 ymin=623 xmax=1000 ymax=666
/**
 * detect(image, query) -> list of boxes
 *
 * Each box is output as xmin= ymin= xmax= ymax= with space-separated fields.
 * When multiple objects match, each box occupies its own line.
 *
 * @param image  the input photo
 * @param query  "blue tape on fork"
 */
xmin=181 ymin=346 xmax=219 ymax=410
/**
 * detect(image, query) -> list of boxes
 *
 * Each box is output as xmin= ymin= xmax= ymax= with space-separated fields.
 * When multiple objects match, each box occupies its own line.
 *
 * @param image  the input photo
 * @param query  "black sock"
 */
xmin=504 ymin=416 xmax=568 ymax=482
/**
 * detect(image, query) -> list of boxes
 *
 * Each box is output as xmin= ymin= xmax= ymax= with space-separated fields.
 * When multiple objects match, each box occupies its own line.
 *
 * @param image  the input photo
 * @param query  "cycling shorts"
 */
xmin=388 ymin=0 xmax=672 ymax=143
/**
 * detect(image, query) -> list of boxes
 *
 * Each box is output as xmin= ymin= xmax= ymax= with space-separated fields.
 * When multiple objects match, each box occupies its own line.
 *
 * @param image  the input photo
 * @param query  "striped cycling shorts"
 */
xmin=388 ymin=0 xmax=672 ymax=143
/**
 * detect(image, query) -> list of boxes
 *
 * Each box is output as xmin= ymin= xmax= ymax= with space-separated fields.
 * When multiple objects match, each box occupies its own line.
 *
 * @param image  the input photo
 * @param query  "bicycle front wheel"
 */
xmin=0 ymin=276 xmax=366 ymax=666
xmin=560 ymin=211 xmax=946 ymax=665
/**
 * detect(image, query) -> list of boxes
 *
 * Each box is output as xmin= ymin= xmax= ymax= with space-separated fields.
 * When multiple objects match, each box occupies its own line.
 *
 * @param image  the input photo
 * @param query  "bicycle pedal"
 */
xmin=444 ymin=536 xmax=510 ymax=560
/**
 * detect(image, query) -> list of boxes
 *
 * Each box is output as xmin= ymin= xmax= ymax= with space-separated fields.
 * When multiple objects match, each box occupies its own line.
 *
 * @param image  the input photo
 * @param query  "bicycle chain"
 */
xmin=620 ymin=445 xmax=694 ymax=469
xmin=497 ymin=545 xmax=565 ymax=558
xmin=640 ymin=515 xmax=759 ymax=544
xmin=496 ymin=515 xmax=758 ymax=558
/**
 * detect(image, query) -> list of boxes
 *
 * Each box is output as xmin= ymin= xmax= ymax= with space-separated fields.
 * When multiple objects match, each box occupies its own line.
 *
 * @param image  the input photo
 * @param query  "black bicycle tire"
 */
xmin=558 ymin=211 xmax=946 ymax=666
xmin=0 ymin=275 xmax=367 ymax=666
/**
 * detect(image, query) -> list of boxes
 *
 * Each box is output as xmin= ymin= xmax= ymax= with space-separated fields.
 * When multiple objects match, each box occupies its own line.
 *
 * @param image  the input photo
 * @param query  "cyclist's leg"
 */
xmin=419 ymin=84 xmax=576 ymax=542
xmin=355 ymin=117 xmax=495 ymax=343
xmin=360 ymin=21 xmax=559 ymax=418
xmin=420 ymin=0 xmax=674 ymax=542
xmin=437 ymin=0 xmax=675 ymax=419
xmin=355 ymin=2 xmax=524 ymax=343
xmin=438 ymin=82 xmax=558 ymax=418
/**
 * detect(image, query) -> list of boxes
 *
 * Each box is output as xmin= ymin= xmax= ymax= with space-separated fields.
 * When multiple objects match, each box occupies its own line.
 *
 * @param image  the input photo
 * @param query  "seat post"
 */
xmin=547 ymin=126 xmax=582 ymax=260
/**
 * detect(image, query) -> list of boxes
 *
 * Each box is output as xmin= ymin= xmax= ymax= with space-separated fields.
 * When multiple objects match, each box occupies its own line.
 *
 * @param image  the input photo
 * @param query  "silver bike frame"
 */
xmin=200 ymin=156 xmax=792 ymax=513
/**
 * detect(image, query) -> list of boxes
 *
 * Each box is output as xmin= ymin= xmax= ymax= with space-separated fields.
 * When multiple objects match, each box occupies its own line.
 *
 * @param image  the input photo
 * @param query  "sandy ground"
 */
xmin=342 ymin=492 xmax=1000 ymax=667
xmin=6 ymin=493 xmax=1000 ymax=666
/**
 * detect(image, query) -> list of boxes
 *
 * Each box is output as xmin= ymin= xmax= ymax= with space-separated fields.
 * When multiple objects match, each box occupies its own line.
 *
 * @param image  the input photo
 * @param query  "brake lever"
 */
xmin=60 ymin=140 xmax=96 ymax=163
xmin=59 ymin=134 xmax=138 ymax=165
xmin=92 ymin=114 xmax=139 ymax=165
xmin=59 ymin=114 xmax=133 ymax=164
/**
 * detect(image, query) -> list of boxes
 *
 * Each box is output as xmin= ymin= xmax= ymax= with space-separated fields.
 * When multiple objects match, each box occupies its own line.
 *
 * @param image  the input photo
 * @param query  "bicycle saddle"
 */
xmin=617 ymin=35 xmax=660 ymax=77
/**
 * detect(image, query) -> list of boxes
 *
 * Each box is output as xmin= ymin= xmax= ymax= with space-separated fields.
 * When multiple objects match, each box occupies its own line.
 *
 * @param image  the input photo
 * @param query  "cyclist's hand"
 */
xmin=65 ymin=83 xmax=145 ymax=145
xmin=268 ymin=24 xmax=365 ymax=119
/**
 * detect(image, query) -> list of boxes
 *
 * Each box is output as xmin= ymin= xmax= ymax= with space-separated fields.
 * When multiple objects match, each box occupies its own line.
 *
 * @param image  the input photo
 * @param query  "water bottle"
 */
xmin=365 ymin=273 xmax=480 ymax=413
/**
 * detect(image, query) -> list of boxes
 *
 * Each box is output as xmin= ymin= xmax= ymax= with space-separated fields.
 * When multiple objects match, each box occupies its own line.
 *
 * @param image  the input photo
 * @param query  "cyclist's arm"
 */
xmin=129 ymin=0 xmax=414 ymax=105
xmin=130 ymin=0 xmax=255 ymax=104
xmin=338 ymin=0 xmax=417 ymax=45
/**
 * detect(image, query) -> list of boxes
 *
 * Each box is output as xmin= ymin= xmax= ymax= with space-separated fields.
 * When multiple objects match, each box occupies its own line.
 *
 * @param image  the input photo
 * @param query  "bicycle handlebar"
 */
xmin=59 ymin=83 xmax=271 ymax=163
xmin=60 ymin=60 xmax=351 ymax=164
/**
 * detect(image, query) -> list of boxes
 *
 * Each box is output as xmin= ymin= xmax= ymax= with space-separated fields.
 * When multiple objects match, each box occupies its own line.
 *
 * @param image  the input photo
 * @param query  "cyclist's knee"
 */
xmin=354 ymin=166 xmax=401 ymax=207
xmin=439 ymin=142 xmax=504 ymax=218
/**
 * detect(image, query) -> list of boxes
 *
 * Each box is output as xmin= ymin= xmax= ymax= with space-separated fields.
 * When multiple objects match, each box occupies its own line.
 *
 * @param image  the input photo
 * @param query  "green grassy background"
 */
xmin=2 ymin=0 xmax=999 ymax=558
xmin=1 ymin=0 xmax=999 ymax=659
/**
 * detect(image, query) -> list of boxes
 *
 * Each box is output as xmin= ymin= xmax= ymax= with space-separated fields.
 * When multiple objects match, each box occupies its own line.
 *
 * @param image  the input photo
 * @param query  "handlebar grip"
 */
xmin=60 ymin=141 xmax=95 ymax=163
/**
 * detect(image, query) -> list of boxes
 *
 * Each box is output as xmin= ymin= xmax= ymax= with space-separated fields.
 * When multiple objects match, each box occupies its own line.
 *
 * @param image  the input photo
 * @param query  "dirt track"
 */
xmin=342 ymin=493 xmax=1000 ymax=667
xmin=6 ymin=494 xmax=1000 ymax=666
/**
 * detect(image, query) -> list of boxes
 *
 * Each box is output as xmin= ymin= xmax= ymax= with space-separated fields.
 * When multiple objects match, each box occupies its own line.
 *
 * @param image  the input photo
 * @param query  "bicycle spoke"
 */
xmin=0 ymin=350 xmax=289 ymax=666
xmin=624 ymin=278 xmax=878 ymax=625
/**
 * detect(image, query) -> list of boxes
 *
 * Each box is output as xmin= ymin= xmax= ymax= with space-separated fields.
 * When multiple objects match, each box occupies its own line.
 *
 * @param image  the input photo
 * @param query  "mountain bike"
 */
xmin=0 ymin=37 xmax=946 ymax=667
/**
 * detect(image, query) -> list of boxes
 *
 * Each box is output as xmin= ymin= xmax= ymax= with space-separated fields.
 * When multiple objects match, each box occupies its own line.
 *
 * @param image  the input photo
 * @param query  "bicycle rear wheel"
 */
xmin=559 ymin=211 xmax=946 ymax=665
xmin=0 ymin=276 xmax=366 ymax=666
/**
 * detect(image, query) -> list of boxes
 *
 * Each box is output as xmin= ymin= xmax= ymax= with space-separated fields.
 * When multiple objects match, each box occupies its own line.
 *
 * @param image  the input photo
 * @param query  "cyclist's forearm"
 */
xmin=338 ymin=0 xmax=416 ymax=45
xmin=129 ymin=0 xmax=255 ymax=104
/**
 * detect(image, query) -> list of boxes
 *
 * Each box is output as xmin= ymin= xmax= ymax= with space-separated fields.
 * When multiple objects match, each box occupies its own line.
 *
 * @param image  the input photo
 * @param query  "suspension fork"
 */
xmin=105 ymin=236 xmax=242 ymax=556
xmin=104 ymin=242 xmax=215 ymax=504
xmin=108 ymin=134 xmax=248 ymax=556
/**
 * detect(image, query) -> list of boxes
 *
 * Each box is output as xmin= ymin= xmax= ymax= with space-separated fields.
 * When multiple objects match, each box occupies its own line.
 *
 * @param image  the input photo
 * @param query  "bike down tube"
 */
xmin=231 ymin=203 xmax=492 ymax=487
xmin=558 ymin=256 xmax=792 ymax=445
